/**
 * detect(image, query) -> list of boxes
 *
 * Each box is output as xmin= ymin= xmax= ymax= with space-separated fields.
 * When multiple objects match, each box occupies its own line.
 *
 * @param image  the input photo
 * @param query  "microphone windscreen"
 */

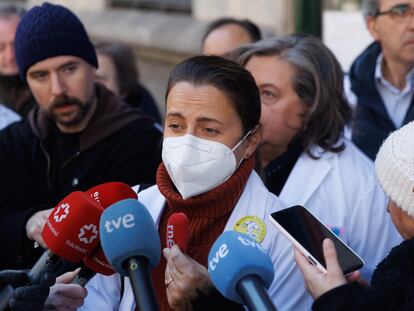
xmin=87 ymin=182 xmax=137 ymax=208
xmin=208 ymin=231 xmax=274 ymax=303
xmin=84 ymin=182 xmax=137 ymax=274
xmin=42 ymin=191 xmax=103 ymax=263
xmin=99 ymin=199 xmax=161 ymax=275
xmin=166 ymin=213 xmax=189 ymax=252
xmin=83 ymin=246 xmax=115 ymax=276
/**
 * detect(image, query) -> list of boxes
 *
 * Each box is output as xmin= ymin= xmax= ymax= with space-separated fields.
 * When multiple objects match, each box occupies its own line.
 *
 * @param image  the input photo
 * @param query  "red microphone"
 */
xmin=82 ymin=182 xmax=138 ymax=277
xmin=29 ymin=191 xmax=103 ymax=284
xmin=87 ymin=181 xmax=137 ymax=207
xmin=166 ymin=213 xmax=189 ymax=252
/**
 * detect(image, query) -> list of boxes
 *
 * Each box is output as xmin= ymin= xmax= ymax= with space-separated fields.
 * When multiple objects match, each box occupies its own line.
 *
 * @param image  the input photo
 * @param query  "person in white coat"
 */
xmin=231 ymin=35 xmax=401 ymax=282
xmin=77 ymin=55 xmax=317 ymax=311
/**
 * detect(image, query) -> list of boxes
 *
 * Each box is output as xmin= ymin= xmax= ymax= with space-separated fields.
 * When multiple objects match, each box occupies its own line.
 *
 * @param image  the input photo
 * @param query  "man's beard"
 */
xmin=48 ymin=95 xmax=92 ymax=127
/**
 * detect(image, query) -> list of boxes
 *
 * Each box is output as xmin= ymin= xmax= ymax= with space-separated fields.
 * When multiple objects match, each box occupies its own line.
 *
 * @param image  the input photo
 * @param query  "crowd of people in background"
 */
xmin=0 ymin=0 xmax=412 ymax=310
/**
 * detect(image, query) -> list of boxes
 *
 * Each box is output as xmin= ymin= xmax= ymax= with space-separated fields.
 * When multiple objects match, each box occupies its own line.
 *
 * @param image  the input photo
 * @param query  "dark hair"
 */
xmin=166 ymin=55 xmax=261 ymax=134
xmin=95 ymin=41 xmax=139 ymax=98
xmin=202 ymin=17 xmax=262 ymax=45
xmin=230 ymin=35 xmax=353 ymax=156
xmin=0 ymin=4 xmax=25 ymax=19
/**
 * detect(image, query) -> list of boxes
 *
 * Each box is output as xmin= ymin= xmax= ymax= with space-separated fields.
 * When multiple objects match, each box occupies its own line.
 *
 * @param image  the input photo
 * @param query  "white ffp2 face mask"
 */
xmin=162 ymin=132 xmax=250 ymax=199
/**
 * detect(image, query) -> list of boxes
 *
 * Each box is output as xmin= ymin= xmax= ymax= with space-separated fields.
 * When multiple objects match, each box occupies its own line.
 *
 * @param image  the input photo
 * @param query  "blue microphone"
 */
xmin=208 ymin=231 xmax=277 ymax=311
xmin=99 ymin=199 xmax=160 ymax=311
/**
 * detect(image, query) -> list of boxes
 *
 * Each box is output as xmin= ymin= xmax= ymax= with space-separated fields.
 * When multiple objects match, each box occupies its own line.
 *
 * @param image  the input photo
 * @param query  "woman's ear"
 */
xmin=243 ymin=125 xmax=262 ymax=158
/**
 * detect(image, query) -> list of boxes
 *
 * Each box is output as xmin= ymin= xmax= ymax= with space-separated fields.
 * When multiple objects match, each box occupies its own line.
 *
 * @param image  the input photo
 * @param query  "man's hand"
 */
xmin=164 ymin=245 xmax=213 ymax=311
xmin=26 ymin=208 xmax=53 ymax=248
xmin=44 ymin=268 xmax=87 ymax=311
xmin=294 ymin=238 xmax=350 ymax=299
xmin=9 ymin=272 xmax=56 ymax=311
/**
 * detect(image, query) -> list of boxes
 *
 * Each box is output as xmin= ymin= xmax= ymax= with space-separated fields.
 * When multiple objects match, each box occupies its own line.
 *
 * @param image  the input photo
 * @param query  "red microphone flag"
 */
xmin=166 ymin=213 xmax=189 ymax=252
xmin=83 ymin=182 xmax=138 ymax=275
xmin=42 ymin=191 xmax=103 ymax=263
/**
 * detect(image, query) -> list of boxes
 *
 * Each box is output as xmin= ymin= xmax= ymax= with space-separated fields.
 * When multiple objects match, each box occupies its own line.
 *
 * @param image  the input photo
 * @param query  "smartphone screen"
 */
xmin=270 ymin=205 xmax=364 ymax=274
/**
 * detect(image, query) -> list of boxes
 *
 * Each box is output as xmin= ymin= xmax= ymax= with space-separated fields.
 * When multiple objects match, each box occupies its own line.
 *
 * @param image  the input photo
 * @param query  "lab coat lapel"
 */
xmin=280 ymin=151 xmax=332 ymax=206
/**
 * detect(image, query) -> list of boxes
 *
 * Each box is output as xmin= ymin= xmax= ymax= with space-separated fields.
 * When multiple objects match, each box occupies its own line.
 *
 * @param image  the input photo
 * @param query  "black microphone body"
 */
xmin=236 ymin=275 xmax=277 ymax=311
xmin=124 ymin=257 xmax=159 ymax=311
xmin=0 ymin=285 xmax=13 ymax=311
xmin=0 ymin=250 xmax=61 ymax=311
xmin=28 ymin=249 xmax=62 ymax=284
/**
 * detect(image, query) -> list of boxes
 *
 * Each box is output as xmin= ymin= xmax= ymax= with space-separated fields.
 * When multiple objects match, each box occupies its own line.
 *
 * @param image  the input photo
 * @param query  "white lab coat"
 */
xmin=81 ymin=171 xmax=313 ymax=311
xmin=81 ymin=140 xmax=401 ymax=310
xmin=279 ymin=140 xmax=401 ymax=280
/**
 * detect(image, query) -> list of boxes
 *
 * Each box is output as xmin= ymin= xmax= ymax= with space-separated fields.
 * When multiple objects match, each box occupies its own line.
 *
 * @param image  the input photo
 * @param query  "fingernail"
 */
xmin=163 ymin=247 xmax=170 ymax=258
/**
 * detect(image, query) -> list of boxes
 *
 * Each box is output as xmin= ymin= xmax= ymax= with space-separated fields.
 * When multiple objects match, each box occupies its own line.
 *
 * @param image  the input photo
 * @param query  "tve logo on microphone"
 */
xmin=104 ymin=214 xmax=135 ymax=233
xmin=237 ymin=235 xmax=267 ymax=254
xmin=208 ymin=243 xmax=229 ymax=272
xmin=208 ymin=233 xmax=267 ymax=272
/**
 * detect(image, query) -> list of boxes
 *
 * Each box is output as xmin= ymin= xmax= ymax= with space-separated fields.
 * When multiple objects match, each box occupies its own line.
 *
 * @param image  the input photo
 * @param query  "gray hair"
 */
xmin=228 ymin=34 xmax=352 ymax=157
xmin=362 ymin=0 xmax=380 ymax=17
xmin=0 ymin=3 xmax=25 ymax=20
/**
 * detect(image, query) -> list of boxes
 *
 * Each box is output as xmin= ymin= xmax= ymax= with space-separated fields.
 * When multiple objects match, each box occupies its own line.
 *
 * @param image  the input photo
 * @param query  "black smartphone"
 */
xmin=269 ymin=205 xmax=364 ymax=274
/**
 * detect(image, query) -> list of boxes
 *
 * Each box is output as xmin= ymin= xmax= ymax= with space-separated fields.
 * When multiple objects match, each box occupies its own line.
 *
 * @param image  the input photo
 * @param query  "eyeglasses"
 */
xmin=375 ymin=3 xmax=414 ymax=21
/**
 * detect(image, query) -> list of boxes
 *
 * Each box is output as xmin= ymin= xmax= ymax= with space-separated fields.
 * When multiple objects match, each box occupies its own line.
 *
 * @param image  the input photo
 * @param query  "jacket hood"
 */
xmin=349 ymin=41 xmax=382 ymax=96
xmin=28 ymin=83 xmax=150 ymax=151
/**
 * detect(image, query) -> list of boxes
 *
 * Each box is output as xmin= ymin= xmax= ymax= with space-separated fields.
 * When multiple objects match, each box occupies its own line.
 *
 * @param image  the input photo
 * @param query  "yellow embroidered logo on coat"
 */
xmin=233 ymin=216 xmax=266 ymax=243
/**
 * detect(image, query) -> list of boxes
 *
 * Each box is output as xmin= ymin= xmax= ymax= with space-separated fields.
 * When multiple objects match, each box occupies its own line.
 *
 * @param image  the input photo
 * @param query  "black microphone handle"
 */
xmin=71 ymin=265 xmax=96 ymax=286
xmin=0 ymin=285 xmax=13 ymax=311
xmin=28 ymin=249 xmax=62 ymax=284
xmin=236 ymin=275 xmax=277 ymax=311
xmin=124 ymin=257 xmax=159 ymax=311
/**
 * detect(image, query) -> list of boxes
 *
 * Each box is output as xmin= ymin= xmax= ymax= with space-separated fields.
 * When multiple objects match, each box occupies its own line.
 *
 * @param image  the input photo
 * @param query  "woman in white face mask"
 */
xmin=81 ymin=56 xmax=325 ymax=311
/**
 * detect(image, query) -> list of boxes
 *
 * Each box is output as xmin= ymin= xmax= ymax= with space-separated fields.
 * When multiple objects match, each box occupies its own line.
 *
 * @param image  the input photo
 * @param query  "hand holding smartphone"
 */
xmin=269 ymin=205 xmax=364 ymax=275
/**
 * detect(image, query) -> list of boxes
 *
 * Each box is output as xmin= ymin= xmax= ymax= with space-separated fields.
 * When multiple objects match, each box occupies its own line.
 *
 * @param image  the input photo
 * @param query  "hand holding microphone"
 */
xmin=208 ymin=231 xmax=277 ymax=311
xmin=163 ymin=245 xmax=213 ymax=311
xmin=25 ymin=209 xmax=53 ymax=249
xmin=29 ymin=191 xmax=103 ymax=285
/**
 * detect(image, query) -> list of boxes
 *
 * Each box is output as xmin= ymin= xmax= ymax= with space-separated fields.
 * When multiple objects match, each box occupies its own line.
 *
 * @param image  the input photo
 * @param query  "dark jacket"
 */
xmin=313 ymin=238 xmax=414 ymax=311
xmin=123 ymin=83 xmax=162 ymax=124
xmin=0 ymin=84 xmax=162 ymax=269
xmin=0 ymin=74 xmax=36 ymax=117
xmin=349 ymin=42 xmax=414 ymax=160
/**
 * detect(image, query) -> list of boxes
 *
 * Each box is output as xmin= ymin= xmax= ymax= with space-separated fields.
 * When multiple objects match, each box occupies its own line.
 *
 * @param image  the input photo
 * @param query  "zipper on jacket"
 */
xmin=39 ymin=142 xmax=52 ymax=190
xmin=60 ymin=150 xmax=81 ymax=171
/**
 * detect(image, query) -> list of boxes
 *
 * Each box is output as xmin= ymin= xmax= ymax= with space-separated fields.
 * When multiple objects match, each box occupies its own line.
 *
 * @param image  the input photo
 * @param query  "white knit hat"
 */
xmin=375 ymin=121 xmax=414 ymax=217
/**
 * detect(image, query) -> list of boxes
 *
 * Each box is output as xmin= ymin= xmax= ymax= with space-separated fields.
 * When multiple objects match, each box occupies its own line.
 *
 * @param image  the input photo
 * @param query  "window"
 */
xmin=111 ymin=0 xmax=191 ymax=12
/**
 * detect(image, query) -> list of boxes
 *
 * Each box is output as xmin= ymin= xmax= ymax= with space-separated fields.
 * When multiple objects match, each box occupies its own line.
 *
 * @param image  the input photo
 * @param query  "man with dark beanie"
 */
xmin=0 ymin=1 xmax=161 ymax=272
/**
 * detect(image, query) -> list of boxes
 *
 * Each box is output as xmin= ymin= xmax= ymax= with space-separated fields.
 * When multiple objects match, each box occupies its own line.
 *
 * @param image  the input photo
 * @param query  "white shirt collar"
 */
xmin=375 ymin=53 xmax=414 ymax=94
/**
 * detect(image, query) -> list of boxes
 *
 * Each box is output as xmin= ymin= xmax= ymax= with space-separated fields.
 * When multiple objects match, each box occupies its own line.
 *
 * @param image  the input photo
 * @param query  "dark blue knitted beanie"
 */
xmin=15 ymin=2 xmax=98 ymax=80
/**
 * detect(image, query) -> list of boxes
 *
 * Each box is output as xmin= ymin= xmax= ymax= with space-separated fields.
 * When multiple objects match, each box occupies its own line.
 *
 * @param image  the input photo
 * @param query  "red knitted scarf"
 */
xmin=149 ymin=156 xmax=255 ymax=311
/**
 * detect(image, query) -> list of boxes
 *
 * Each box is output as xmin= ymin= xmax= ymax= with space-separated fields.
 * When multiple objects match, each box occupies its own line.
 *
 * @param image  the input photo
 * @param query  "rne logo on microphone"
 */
xmin=208 ymin=243 xmax=228 ymax=272
xmin=53 ymin=203 xmax=70 ymax=222
xmin=166 ymin=224 xmax=174 ymax=248
xmin=78 ymin=224 xmax=98 ymax=244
